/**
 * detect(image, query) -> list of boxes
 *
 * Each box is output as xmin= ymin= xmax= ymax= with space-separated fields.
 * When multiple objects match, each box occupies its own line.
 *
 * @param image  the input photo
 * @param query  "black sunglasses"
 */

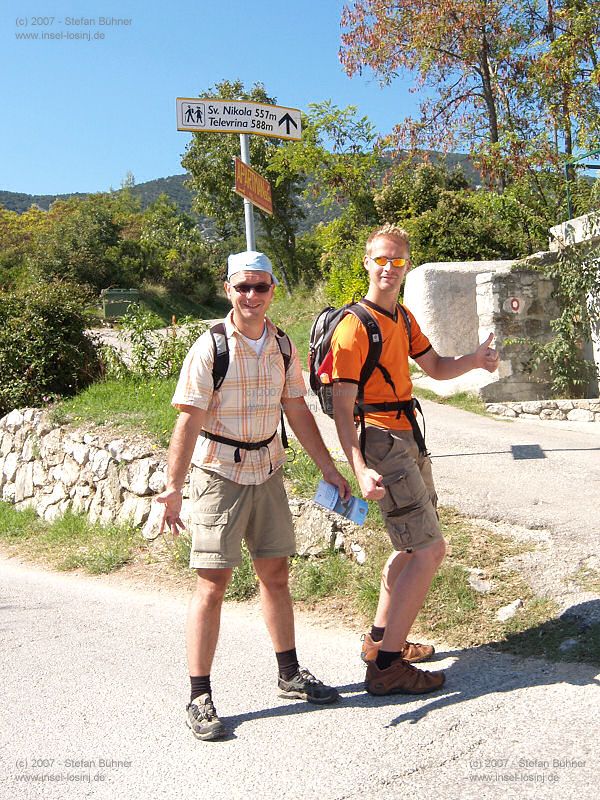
xmin=231 ymin=282 xmax=273 ymax=294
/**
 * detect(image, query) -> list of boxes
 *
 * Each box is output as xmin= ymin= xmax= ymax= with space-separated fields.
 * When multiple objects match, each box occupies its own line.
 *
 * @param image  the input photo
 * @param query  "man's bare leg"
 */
xmin=373 ymin=550 xmax=412 ymax=628
xmin=380 ymin=539 xmax=446 ymax=651
xmin=253 ymin=556 xmax=295 ymax=651
xmin=186 ymin=568 xmax=232 ymax=675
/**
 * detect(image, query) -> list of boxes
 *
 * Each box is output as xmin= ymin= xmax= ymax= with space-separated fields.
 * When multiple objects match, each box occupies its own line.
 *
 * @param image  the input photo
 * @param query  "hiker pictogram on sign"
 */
xmin=184 ymin=103 xmax=205 ymax=125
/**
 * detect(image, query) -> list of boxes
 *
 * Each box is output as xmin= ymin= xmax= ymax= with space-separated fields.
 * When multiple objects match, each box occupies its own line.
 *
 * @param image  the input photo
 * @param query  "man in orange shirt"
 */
xmin=332 ymin=224 xmax=499 ymax=696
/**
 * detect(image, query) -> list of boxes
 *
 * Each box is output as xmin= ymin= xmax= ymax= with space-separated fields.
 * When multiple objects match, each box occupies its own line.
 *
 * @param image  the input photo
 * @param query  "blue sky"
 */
xmin=1 ymin=0 xmax=419 ymax=195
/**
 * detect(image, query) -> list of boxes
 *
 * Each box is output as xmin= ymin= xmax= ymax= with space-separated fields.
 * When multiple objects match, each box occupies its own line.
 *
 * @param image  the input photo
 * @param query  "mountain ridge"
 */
xmin=0 ymin=153 xmax=481 ymax=229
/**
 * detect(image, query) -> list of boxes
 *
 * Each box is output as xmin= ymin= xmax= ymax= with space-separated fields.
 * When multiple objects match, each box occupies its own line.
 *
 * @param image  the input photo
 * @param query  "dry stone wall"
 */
xmin=0 ymin=408 xmax=364 ymax=560
xmin=485 ymin=399 xmax=600 ymax=422
xmin=0 ymin=408 xmax=165 ymax=526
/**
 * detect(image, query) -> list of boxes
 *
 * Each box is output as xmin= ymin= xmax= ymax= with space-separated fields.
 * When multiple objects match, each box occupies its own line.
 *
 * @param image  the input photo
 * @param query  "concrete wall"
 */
xmin=404 ymin=261 xmax=514 ymax=357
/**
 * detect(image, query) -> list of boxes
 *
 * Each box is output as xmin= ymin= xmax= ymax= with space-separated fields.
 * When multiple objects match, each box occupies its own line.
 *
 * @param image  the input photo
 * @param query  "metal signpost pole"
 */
xmin=239 ymin=134 xmax=256 ymax=251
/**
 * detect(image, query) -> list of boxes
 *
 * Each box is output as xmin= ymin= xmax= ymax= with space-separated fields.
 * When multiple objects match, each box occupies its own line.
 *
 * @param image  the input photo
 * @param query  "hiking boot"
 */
xmin=186 ymin=693 xmax=226 ymax=740
xmin=278 ymin=667 xmax=340 ymax=704
xmin=365 ymin=658 xmax=445 ymax=695
xmin=360 ymin=633 xmax=435 ymax=664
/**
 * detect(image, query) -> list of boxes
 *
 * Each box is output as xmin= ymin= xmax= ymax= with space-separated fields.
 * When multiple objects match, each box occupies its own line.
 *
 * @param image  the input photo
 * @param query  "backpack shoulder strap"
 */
xmin=397 ymin=303 xmax=412 ymax=350
xmin=210 ymin=322 xmax=229 ymax=390
xmin=274 ymin=326 xmax=292 ymax=373
xmin=347 ymin=303 xmax=383 ymax=397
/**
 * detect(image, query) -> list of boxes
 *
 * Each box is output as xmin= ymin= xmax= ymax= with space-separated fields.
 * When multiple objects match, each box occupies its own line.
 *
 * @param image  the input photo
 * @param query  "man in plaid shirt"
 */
xmin=157 ymin=250 xmax=350 ymax=741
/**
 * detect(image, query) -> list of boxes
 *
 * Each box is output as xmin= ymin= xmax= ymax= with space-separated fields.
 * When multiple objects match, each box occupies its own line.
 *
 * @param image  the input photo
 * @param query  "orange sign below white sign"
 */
xmin=234 ymin=158 xmax=273 ymax=216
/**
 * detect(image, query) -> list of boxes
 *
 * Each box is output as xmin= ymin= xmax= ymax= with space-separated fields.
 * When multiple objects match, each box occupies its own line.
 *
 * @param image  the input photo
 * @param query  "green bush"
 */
xmin=0 ymin=281 xmax=101 ymax=416
xmin=32 ymin=195 xmax=146 ymax=291
xmin=139 ymin=194 xmax=221 ymax=302
xmin=100 ymin=303 xmax=207 ymax=380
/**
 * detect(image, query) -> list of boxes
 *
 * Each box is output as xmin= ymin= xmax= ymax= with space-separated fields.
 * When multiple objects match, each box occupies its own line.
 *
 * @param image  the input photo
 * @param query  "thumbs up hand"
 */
xmin=476 ymin=333 xmax=499 ymax=372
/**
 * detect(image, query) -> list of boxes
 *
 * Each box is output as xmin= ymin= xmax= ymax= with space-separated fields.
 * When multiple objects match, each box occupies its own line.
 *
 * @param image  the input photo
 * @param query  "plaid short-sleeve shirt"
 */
xmin=172 ymin=311 xmax=306 ymax=485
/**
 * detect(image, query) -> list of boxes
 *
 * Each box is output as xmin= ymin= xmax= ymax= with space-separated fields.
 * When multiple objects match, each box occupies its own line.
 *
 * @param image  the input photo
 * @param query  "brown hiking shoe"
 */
xmin=360 ymin=633 xmax=435 ymax=664
xmin=365 ymin=658 xmax=445 ymax=695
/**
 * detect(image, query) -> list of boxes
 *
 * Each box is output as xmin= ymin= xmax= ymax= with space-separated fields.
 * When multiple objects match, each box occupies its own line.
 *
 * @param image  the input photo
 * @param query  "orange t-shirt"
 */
xmin=331 ymin=301 xmax=431 ymax=430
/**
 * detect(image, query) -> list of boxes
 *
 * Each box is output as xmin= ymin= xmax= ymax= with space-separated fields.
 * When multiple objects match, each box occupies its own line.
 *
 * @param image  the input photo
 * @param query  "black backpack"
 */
xmin=308 ymin=300 xmax=428 ymax=457
xmin=201 ymin=322 xmax=292 ymax=468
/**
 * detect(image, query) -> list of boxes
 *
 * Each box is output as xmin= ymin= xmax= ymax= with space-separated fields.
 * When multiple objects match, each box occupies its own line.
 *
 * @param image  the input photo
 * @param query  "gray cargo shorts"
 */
xmin=364 ymin=426 xmax=443 ymax=552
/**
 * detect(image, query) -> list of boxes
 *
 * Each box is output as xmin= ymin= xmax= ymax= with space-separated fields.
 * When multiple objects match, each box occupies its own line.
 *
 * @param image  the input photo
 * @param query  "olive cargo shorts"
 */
xmin=364 ymin=426 xmax=443 ymax=552
xmin=188 ymin=468 xmax=296 ymax=569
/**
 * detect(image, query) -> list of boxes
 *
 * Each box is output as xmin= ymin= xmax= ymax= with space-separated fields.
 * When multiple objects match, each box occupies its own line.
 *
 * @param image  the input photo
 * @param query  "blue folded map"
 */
xmin=313 ymin=480 xmax=368 ymax=526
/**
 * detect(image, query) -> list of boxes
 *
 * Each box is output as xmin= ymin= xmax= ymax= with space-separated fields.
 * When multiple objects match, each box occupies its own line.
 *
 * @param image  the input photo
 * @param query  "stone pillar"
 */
xmin=476 ymin=268 xmax=560 ymax=402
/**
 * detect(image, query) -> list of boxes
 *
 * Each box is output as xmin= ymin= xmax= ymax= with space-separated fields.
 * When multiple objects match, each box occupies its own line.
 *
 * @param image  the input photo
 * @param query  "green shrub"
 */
xmin=32 ymin=195 xmax=146 ymax=291
xmin=0 ymin=280 xmax=101 ymax=416
xmin=291 ymin=552 xmax=354 ymax=600
xmin=519 ymin=213 xmax=600 ymax=397
xmin=101 ymin=303 xmax=207 ymax=380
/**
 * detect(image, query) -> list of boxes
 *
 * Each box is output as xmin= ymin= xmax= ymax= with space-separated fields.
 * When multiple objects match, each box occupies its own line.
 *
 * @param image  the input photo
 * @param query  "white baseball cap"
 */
xmin=226 ymin=250 xmax=279 ymax=285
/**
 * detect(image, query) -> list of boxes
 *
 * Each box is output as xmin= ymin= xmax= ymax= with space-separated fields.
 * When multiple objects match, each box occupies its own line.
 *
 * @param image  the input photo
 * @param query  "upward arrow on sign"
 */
xmin=278 ymin=113 xmax=298 ymax=136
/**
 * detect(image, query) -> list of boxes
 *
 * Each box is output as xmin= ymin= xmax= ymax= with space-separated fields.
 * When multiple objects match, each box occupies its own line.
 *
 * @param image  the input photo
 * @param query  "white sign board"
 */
xmin=176 ymin=98 xmax=302 ymax=141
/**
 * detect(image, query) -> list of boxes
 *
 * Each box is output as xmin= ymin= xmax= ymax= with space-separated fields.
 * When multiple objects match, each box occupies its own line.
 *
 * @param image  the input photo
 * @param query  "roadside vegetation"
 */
xmin=0 ymin=503 xmax=139 ymax=574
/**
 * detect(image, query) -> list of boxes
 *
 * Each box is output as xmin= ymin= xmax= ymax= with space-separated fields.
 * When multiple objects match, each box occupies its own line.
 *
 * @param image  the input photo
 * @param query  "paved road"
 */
xmin=1 ymin=557 xmax=598 ymax=800
xmin=303 ymin=386 xmax=600 ymax=617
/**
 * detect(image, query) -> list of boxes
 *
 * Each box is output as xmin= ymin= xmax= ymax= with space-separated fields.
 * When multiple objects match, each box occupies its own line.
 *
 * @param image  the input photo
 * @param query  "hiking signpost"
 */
xmin=176 ymin=98 xmax=302 ymax=252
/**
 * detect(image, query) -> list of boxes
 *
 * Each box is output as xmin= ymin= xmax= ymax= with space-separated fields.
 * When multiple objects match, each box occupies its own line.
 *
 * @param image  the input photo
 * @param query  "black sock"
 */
xmin=276 ymin=647 xmax=299 ymax=680
xmin=370 ymin=625 xmax=385 ymax=642
xmin=376 ymin=650 xmax=402 ymax=671
xmin=190 ymin=675 xmax=211 ymax=703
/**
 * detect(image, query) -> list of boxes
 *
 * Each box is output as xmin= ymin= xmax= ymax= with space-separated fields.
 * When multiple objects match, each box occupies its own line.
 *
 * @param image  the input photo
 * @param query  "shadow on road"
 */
xmin=432 ymin=446 xmax=600 ymax=458
xmin=222 ymin=601 xmax=600 ymax=735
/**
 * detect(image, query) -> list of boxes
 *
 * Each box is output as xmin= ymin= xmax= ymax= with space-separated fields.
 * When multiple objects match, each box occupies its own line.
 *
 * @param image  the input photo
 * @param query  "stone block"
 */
xmin=117 ymin=494 xmax=152 ymax=527
xmin=3 ymin=409 xmax=24 ymax=432
xmin=120 ymin=458 xmax=158 ymax=496
xmin=21 ymin=435 xmax=37 ymax=462
xmin=521 ymin=401 xmax=543 ymax=414
xmin=567 ymin=408 xmax=594 ymax=422
xmin=556 ymin=400 xmax=574 ymax=410
xmin=54 ymin=455 xmax=80 ymax=488
xmin=65 ymin=440 xmax=90 ymax=466
xmin=3 ymin=452 xmax=18 ymax=482
xmin=294 ymin=502 xmax=342 ymax=556
xmin=0 ymin=432 xmax=14 ymax=456
xmin=91 ymin=450 xmax=112 ymax=480
xmin=14 ymin=462 xmax=34 ymax=502
xmin=540 ymin=409 xmax=561 ymax=420
xmin=142 ymin=500 xmax=165 ymax=540
xmin=39 ymin=429 xmax=65 ymax=466
xmin=149 ymin=469 xmax=166 ymax=494
xmin=496 ymin=598 xmax=523 ymax=622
